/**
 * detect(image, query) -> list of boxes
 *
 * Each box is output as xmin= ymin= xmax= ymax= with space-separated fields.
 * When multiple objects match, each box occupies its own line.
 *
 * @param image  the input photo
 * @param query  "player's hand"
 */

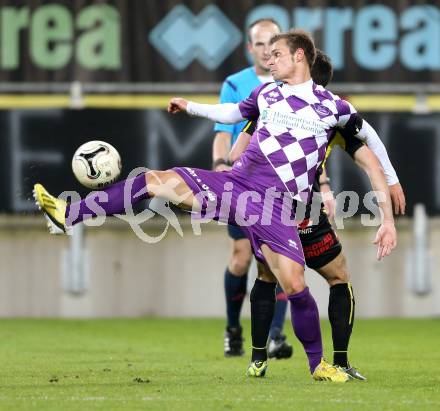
xmin=373 ymin=221 xmax=397 ymax=260
xmin=168 ymin=97 xmax=189 ymax=114
xmin=215 ymin=164 xmax=232 ymax=172
xmin=389 ymin=183 xmax=406 ymax=215
xmin=320 ymin=185 xmax=336 ymax=219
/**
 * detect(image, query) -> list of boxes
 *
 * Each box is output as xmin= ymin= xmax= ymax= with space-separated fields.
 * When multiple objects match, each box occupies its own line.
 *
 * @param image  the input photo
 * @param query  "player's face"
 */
xmin=268 ymin=39 xmax=296 ymax=81
xmin=247 ymin=23 xmax=280 ymax=74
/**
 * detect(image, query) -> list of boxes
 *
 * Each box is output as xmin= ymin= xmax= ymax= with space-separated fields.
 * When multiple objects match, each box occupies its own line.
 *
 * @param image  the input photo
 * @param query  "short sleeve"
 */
xmin=238 ymin=83 xmax=268 ymax=120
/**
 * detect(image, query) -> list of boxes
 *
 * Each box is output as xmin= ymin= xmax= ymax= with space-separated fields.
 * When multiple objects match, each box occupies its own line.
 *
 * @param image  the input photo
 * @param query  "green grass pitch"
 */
xmin=0 ymin=318 xmax=438 ymax=411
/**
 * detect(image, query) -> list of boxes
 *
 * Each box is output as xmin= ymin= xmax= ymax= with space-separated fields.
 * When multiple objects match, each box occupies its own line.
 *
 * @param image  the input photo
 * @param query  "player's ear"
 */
xmin=246 ymin=41 xmax=253 ymax=54
xmin=295 ymin=48 xmax=304 ymax=63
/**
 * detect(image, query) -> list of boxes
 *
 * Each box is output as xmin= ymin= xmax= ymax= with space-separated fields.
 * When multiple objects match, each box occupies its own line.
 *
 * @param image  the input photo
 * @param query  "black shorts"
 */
xmin=227 ymin=224 xmax=247 ymax=240
xmin=299 ymin=212 xmax=342 ymax=270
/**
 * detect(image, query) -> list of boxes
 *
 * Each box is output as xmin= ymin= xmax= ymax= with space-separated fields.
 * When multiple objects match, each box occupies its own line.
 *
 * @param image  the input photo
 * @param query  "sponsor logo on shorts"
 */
xmin=185 ymin=167 xmax=216 ymax=201
xmin=303 ymin=232 xmax=335 ymax=258
xmin=298 ymin=218 xmax=312 ymax=229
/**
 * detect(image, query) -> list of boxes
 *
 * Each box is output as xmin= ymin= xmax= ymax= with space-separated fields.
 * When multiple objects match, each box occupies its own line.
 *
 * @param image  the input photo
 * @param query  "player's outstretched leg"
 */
xmin=34 ymin=183 xmax=71 ymax=234
xmin=34 ymin=170 xmax=197 ymax=234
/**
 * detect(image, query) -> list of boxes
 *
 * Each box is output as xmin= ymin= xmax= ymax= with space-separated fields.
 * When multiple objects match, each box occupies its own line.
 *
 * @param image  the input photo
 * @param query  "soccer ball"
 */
xmin=72 ymin=140 xmax=122 ymax=189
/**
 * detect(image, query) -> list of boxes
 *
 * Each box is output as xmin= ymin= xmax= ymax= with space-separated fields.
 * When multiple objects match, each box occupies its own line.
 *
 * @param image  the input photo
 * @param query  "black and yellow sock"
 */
xmin=250 ymin=279 xmax=276 ymax=362
xmin=328 ymin=282 xmax=355 ymax=368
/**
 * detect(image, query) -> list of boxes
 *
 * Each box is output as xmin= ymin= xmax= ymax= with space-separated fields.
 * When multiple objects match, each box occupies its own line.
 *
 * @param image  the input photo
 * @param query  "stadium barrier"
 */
xmin=0 ymin=214 xmax=439 ymax=318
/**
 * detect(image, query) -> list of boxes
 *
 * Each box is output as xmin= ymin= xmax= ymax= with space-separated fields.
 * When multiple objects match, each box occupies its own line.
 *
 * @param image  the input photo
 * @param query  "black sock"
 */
xmin=250 ymin=279 xmax=276 ymax=362
xmin=224 ymin=268 xmax=247 ymax=328
xmin=328 ymin=282 xmax=355 ymax=368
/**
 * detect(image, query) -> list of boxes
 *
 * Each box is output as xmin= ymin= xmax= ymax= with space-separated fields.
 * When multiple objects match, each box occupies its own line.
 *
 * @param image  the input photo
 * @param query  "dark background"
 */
xmin=0 ymin=108 xmax=432 ymax=215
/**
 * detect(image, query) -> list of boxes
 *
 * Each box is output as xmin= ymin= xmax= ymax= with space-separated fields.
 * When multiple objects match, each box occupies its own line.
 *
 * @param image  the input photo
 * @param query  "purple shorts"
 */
xmin=173 ymin=167 xmax=305 ymax=266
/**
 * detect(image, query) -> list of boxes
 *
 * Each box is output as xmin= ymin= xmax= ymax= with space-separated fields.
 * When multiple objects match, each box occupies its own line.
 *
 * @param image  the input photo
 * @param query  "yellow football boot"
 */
xmin=33 ymin=184 xmax=71 ymax=235
xmin=246 ymin=360 xmax=268 ymax=378
xmin=312 ymin=358 xmax=350 ymax=382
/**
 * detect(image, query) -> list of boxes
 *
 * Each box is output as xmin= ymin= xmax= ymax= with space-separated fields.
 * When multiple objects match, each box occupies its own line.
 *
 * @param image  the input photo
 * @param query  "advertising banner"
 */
xmin=0 ymin=0 xmax=439 ymax=84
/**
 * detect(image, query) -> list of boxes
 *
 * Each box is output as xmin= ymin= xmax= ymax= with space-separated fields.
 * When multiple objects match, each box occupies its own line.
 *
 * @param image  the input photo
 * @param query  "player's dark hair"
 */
xmin=270 ymin=30 xmax=316 ymax=68
xmin=311 ymin=49 xmax=333 ymax=87
xmin=247 ymin=18 xmax=281 ymax=42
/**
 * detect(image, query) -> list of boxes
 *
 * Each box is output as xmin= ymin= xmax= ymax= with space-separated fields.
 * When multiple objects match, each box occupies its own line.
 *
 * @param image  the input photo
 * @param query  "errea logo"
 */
xmin=149 ymin=5 xmax=241 ymax=70
xmin=288 ymin=239 xmax=299 ymax=249
xmin=265 ymin=90 xmax=281 ymax=103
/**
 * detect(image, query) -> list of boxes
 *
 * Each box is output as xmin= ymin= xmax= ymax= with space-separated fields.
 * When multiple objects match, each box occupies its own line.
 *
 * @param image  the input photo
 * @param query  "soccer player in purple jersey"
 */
xmin=212 ymin=18 xmax=292 ymax=359
xmin=34 ymin=30 xmax=396 ymax=382
xmin=230 ymin=49 xmax=406 ymax=380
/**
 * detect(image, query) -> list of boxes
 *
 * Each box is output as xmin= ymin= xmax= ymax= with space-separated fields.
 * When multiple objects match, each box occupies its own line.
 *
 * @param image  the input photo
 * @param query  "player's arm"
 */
xmin=318 ymin=168 xmax=336 ymax=219
xmin=212 ymin=79 xmax=238 ymax=171
xmin=168 ymin=98 xmax=244 ymax=123
xmin=168 ymin=83 xmax=263 ymax=123
xmin=229 ymin=120 xmax=255 ymax=163
xmin=352 ymin=145 xmax=397 ymax=260
xmin=336 ymin=101 xmax=406 ymax=214
xmin=213 ymin=132 xmax=232 ymax=171
xmin=354 ymin=119 xmax=405 ymax=214
xmin=338 ymin=127 xmax=405 ymax=216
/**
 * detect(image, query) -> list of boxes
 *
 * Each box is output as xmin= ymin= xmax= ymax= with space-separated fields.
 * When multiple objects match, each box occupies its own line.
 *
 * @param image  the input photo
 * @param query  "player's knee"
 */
xmin=327 ymin=253 xmax=349 ymax=286
xmin=146 ymin=170 xmax=168 ymax=197
xmin=329 ymin=271 xmax=349 ymax=285
xmin=146 ymin=170 xmax=186 ymax=200
xmin=284 ymin=277 xmax=306 ymax=296
xmin=229 ymin=240 xmax=252 ymax=275
xmin=147 ymin=170 xmax=176 ymax=186
xmin=229 ymin=256 xmax=251 ymax=276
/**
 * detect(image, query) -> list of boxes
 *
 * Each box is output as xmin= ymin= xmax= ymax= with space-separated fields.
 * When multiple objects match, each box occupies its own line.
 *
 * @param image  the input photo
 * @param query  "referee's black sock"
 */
xmin=328 ymin=282 xmax=355 ymax=368
xmin=250 ymin=279 xmax=276 ymax=362
xmin=224 ymin=268 xmax=247 ymax=329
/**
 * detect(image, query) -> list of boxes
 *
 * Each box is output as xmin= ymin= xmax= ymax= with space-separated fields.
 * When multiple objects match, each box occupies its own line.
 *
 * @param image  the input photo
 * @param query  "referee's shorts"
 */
xmin=227 ymin=224 xmax=248 ymax=240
